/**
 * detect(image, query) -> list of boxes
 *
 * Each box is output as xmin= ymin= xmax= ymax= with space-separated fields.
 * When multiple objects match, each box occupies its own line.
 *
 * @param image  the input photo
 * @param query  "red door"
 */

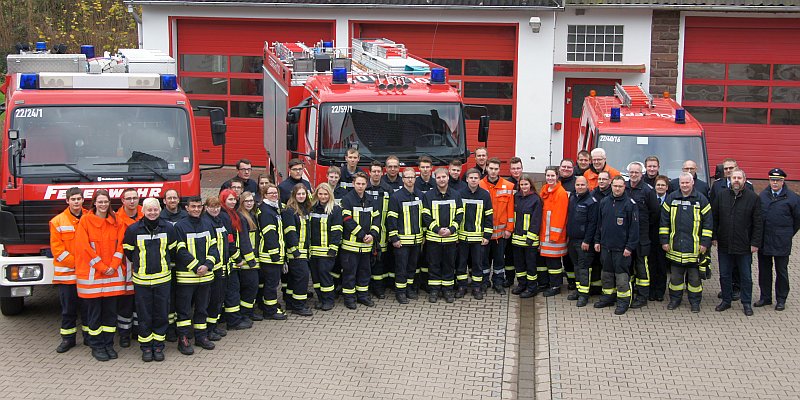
xmin=176 ymin=18 xmax=335 ymax=165
xmin=563 ymin=78 xmax=619 ymax=160
xmin=354 ymin=22 xmax=518 ymax=170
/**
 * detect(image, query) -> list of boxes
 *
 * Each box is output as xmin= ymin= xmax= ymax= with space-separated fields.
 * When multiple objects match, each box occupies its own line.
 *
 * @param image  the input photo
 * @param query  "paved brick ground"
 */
xmin=0 ymin=287 xmax=517 ymax=399
xmin=0 ymin=169 xmax=519 ymax=400
xmin=534 ymin=236 xmax=800 ymax=400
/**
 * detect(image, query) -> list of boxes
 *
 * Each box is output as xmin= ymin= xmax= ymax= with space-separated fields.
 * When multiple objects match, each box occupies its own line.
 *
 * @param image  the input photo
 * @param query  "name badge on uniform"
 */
xmin=617 ymin=217 xmax=624 ymax=226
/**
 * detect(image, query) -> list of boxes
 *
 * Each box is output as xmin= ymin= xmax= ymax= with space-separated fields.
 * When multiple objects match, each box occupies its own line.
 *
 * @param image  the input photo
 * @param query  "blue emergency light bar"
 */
xmin=160 ymin=74 xmax=178 ymax=90
xmin=20 ymin=74 xmax=39 ymax=89
xmin=35 ymin=41 xmax=46 ymax=52
xmin=675 ymin=108 xmax=686 ymax=124
xmin=322 ymin=41 xmax=333 ymax=48
xmin=80 ymin=45 xmax=95 ymax=59
xmin=332 ymin=68 xmax=348 ymax=84
xmin=430 ymin=68 xmax=446 ymax=84
xmin=610 ymin=107 xmax=621 ymax=122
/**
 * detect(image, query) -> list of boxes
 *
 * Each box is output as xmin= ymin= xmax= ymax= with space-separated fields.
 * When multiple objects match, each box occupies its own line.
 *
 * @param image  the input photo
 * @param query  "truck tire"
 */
xmin=0 ymin=297 xmax=24 ymax=316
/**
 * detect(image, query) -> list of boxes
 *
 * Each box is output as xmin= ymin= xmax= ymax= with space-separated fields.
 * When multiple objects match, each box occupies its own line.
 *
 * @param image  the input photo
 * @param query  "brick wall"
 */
xmin=649 ymin=10 xmax=680 ymax=98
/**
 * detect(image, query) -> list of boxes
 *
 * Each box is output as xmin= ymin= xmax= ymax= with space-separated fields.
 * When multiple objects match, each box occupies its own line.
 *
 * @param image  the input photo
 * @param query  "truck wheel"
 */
xmin=0 ymin=297 xmax=24 ymax=316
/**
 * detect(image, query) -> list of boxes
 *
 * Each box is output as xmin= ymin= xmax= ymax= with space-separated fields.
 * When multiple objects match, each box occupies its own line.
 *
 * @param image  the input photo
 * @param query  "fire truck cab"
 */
xmin=578 ymin=84 xmax=709 ymax=182
xmin=0 ymin=45 xmax=225 ymax=315
xmin=263 ymin=38 xmax=488 ymax=185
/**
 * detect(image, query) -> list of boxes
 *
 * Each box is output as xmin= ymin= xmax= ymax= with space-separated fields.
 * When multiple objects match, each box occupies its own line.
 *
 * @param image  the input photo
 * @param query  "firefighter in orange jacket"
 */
xmin=480 ymin=157 xmax=515 ymax=295
xmin=583 ymin=148 xmax=621 ymax=191
xmin=50 ymin=186 xmax=87 ymax=353
xmin=540 ymin=167 xmax=570 ymax=297
xmin=116 ymin=187 xmax=143 ymax=348
xmin=75 ymin=189 xmax=127 ymax=362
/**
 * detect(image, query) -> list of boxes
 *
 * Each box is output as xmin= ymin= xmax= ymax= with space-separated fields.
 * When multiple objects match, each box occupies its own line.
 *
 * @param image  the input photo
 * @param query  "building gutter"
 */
xmin=571 ymin=4 xmax=800 ymax=12
xmin=123 ymin=0 xmax=565 ymax=11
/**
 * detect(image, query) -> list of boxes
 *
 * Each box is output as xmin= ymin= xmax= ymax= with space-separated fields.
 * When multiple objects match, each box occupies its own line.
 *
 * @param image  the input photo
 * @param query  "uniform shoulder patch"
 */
xmin=630 ymin=198 xmax=636 ymax=204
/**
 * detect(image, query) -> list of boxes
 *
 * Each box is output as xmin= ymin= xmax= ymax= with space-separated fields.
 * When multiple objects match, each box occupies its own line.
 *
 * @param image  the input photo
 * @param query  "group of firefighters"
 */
xmin=48 ymin=147 xmax=799 ymax=362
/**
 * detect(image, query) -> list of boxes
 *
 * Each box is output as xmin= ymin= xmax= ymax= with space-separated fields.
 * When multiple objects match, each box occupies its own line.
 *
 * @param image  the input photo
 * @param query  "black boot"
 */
xmin=594 ymin=295 xmax=616 ymax=308
xmin=428 ymin=290 xmax=439 ymax=303
xmin=472 ymin=287 xmax=484 ymax=300
xmin=511 ymin=283 xmax=527 ymax=295
xmin=56 ymin=338 xmax=76 ymax=353
xmin=630 ymin=295 xmax=648 ymax=309
xmin=614 ymin=299 xmax=630 ymax=315
xmin=443 ymin=290 xmax=455 ymax=303
xmin=455 ymin=286 xmax=467 ymax=298
xmin=407 ymin=287 xmax=419 ymax=300
xmin=576 ymin=295 xmax=589 ymax=307
xmin=92 ymin=347 xmax=110 ymax=362
xmin=396 ymin=291 xmax=409 ymax=304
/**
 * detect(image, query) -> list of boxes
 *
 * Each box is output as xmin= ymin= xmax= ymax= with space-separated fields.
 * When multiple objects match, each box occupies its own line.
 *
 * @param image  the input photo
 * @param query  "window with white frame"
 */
xmin=567 ymin=25 xmax=624 ymax=62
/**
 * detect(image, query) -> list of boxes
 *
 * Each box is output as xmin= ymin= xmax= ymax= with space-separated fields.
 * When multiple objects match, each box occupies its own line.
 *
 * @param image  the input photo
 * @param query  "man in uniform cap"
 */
xmin=756 ymin=168 xmax=800 ymax=311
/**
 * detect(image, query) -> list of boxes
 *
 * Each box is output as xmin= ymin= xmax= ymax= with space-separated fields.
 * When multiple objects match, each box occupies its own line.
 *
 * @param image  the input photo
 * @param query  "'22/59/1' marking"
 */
xmin=331 ymin=105 xmax=353 ymax=114
xmin=15 ymin=108 xmax=43 ymax=118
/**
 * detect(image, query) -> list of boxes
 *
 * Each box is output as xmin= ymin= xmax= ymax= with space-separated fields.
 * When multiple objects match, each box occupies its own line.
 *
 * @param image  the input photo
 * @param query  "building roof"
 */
xmin=124 ymin=0 xmax=564 ymax=9
xmin=124 ymin=0 xmax=800 ymax=9
xmin=566 ymin=0 xmax=799 ymax=8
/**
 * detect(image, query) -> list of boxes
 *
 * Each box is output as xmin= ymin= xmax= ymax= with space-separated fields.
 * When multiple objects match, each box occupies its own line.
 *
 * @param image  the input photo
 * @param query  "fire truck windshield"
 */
xmin=597 ymin=134 xmax=709 ymax=182
xmin=319 ymin=102 xmax=465 ymax=163
xmin=10 ymin=106 xmax=192 ymax=179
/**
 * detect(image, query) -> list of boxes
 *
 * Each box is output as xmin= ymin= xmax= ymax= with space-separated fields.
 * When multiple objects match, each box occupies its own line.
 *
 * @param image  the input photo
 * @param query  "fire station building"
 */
xmin=127 ymin=0 xmax=800 ymax=178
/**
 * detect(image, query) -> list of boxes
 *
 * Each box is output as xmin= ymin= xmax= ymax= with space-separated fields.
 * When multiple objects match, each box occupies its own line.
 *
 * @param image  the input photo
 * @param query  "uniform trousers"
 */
xmin=457 ymin=242 xmax=484 ymax=289
xmin=427 ymin=242 xmax=457 ymax=292
xmin=341 ymin=251 xmax=372 ymax=301
xmin=393 ymin=245 xmax=420 ymax=292
xmin=175 ymin=283 xmax=210 ymax=339
xmin=757 ymin=254 xmax=790 ymax=303
xmin=134 ymin=282 xmax=169 ymax=350
xmin=310 ymin=257 xmax=336 ymax=306
xmin=82 ymin=296 xmax=118 ymax=350
xmin=600 ymin=248 xmax=632 ymax=300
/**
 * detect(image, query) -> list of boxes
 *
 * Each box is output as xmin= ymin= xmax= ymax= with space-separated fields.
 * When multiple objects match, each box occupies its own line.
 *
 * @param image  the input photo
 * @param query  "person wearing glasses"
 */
xmin=668 ymin=160 xmax=710 ymax=200
xmin=279 ymin=158 xmax=312 ymax=205
xmin=381 ymin=155 xmax=403 ymax=192
xmin=220 ymin=158 xmax=258 ymax=194
xmin=116 ymin=187 xmax=143 ymax=349
xmin=582 ymin=147 xmax=620 ymax=191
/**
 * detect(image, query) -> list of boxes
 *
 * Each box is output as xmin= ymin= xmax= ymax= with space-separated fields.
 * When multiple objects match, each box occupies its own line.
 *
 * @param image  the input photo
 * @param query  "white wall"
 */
xmin=139 ymin=5 xmax=625 ymax=172
xmin=549 ymin=8 xmax=653 ymax=164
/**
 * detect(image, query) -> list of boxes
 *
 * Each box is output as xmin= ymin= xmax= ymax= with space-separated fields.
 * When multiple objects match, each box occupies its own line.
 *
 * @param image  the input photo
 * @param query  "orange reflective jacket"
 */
xmin=75 ymin=211 xmax=126 ymax=298
xmin=480 ymin=176 xmax=515 ymax=239
xmin=117 ymin=205 xmax=143 ymax=294
xmin=49 ymin=208 xmax=87 ymax=285
xmin=540 ymin=182 xmax=570 ymax=258
xmin=584 ymin=165 xmax=621 ymax=191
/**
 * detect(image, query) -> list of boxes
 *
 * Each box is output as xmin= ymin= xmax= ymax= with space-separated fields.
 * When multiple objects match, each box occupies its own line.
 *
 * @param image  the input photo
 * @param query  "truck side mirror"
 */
xmin=286 ymin=108 xmax=301 ymax=151
xmin=287 ymin=108 xmax=301 ymax=123
xmin=478 ymin=115 xmax=490 ymax=143
xmin=209 ymin=108 xmax=226 ymax=146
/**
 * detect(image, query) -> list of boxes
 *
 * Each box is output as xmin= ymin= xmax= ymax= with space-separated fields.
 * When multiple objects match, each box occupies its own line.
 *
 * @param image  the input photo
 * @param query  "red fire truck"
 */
xmin=263 ymin=38 xmax=488 ymax=184
xmin=0 ymin=45 xmax=225 ymax=315
xmin=578 ymin=84 xmax=709 ymax=182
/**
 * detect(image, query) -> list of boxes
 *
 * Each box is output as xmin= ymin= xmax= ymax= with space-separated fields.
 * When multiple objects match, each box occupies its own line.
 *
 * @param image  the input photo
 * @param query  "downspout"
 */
xmin=127 ymin=5 xmax=143 ymax=49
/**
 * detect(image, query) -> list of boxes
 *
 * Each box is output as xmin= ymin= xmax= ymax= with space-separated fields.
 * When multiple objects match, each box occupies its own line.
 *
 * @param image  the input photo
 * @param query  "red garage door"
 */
xmin=683 ymin=17 xmax=800 ymax=179
xmin=177 ymin=18 xmax=335 ymax=166
xmin=354 ymin=22 xmax=518 ymax=170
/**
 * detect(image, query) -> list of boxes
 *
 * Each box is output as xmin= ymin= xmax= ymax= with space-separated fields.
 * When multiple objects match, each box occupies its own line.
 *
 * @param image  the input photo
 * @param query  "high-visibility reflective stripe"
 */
xmin=320 ymin=285 xmax=335 ymax=292
xmin=54 ymin=266 xmax=73 ymax=273
xmin=669 ymin=282 xmax=686 ymax=291
xmin=86 ymin=326 xmax=103 ymax=336
xmin=60 ymin=327 xmax=77 ymax=335
xmin=526 ymin=274 xmax=538 ymax=282
xmin=428 ymin=280 xmax=442 ymax=286
xmin=602 ymin=288 xmax=616 ymax=294
xmin=355 ymin=285 xmax=369 ymax=292
xmin=56 ymin=251 xmax=70 ymax=262
xmin=138 ymin=333 xmax=154 ymax=343
xmin=225 ymin=306 xmax=240 ymax=313
xmin=89 ymin=256 xmax=102 ymax=267
xmin=77 ymin=285 xmax=126 ymax=295
xmin=56 ymin=225 xmax=75 ymax=233
xmin=342 ymin=288 xmax=356 ymax=294
xmin=53 ymin=275 xmax=76 ymax=282
xmin=193 ymin=323 xmax=207 ymax=330
xmin=687 ymin=283 xmax=703 ymax=293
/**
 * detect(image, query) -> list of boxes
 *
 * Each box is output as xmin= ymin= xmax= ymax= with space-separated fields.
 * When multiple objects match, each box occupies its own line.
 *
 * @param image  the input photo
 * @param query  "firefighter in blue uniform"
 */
xmin=387 ymin=167 xmax=425 ymax=304
xmin=122 ymin=197 xmax=177 ymax=362
xmin=257 ymin=183 xmax=289 ymax=320
xmin=457 ymin=168 xmax=494 ymax=300
xmin=340 ymin=172 xmax=381 ymax=309
xmin=173 ymin=196 xmax=219 ymax=355
xmin=660 ymin=172 xmax=713 ymax=313
xmin=309 ymin=183 xmax=343 ymax=311
xmin=566 ymin=176 xmax=598 ymax=307
xmin=422 ymin=168 xmax=464 ymax=304
xmin=510 ymin=175 xmax=542 ymax=298
xmin=625 ymin=162 xmax=660 ymax=309
xmin=282 ymin=184 xmax=314 ymax=316
xmin=593 ymin=176 xmax=639 ymax=315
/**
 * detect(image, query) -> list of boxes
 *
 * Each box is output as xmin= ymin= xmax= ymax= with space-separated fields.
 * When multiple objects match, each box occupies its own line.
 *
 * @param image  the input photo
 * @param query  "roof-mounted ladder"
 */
xmin=615 ymin=83 xmax=654 ymax=108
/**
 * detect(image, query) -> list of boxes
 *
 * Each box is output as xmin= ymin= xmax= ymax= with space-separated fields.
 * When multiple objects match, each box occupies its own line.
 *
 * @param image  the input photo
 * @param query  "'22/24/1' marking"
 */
xmin=15 ymin=108 xmax=43 ymax=118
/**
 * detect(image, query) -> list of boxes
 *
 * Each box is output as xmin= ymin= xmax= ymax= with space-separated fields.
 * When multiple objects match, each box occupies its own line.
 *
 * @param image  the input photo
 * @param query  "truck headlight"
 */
xmin=7 ymin=264 xmax=43 ymax=281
